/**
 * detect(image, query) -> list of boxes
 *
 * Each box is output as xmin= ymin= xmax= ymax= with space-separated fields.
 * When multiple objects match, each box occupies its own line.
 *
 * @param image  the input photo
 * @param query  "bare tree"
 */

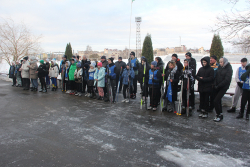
xmin=84 ymin=45 xmax=93 ymax=57
xmin=214 ymin=0 xmax=250 ymax=52
xmin=0 ymin=18 xmax=42 ymax=65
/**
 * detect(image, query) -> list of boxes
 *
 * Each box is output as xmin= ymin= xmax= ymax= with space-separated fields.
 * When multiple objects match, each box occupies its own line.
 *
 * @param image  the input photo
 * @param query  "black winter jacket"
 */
xmin=37 ymin=64 xmax=47 ymax=78
xmin=188 ymin=58 xmax=197 ymax=74
xmin=215 ymin=57 xmax=233 ymax=90
xmin=138 ymin=58 xmax=150 ymax=84
xmin=115 ymin=61 xmax=126 ymax=76
xmin=196 ymin=57 xmax=214 ymax=92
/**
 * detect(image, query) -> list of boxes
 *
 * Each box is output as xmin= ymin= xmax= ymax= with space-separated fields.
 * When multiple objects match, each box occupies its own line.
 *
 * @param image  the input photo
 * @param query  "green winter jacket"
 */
xmin=69 ymin=63 xmax=77 ymax=81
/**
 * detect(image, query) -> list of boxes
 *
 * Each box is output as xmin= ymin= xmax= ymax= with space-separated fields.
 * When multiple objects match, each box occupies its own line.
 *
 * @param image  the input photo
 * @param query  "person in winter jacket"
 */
xmin=69 ymin=59 xmax=77 ymax=95
xmin=87 ymin=62 xmax=96 ymax=98
xmin=81 ymin=55 xmax=91 ymax=94
xmin=15 ymin=61 xmax=22 ymax=87
xmin=28 ymin=57 xmax=38 ymax=91
xmin=180 ymin=59 xmax=195 ymax=114
xmin=101 ymin=56 xmax=109 ymax=99
xmin=121 ymin=63 xmax=135 ymax=103
xmin=115 ymin=57 xmax=126 ymax=93
xmin=155 ymin=57 xmax=164 ymax=73
xmin=237 ymin=63 xmax=250 ymax=120
xmin=94 ymin=62 xmax=106 ymax=100
xmin=195 ymin=56 xmax=214 ymax=118
xmin=213 ymin=57 xmax=233 ymax=122
xmin=9 ymin=61 xmax=16 ymax=86
xmin=45 ymin=59 xmax=50 ymax=89
xmin=60 ymin=55 xmax=68 ymax=92
xmin=129 ymin=51 xmax=140 ymax=99
xmin=74 ymin=62 xmax=83 ymax=97
xmin=20 ymin=56 xmax=30 ymax=90
xmin=171 ymin=54 xmax=183 ymax=74
xmin=147 ymin=61 xmax=162 ymax=111
xmin=228 ymin=58 xmax=248 ymax=113
xmin=49 ymin=60 xmax=59 ymax=91
xmin=105 ymin=57 xmax=117 ymax=103
xmin=138 ymin=56 xmax=150 ymax=103
xmin=37 ymin=60 xmax=47 ymax=93
xmin=64 ymin=61 xmax=71 ymax=93
xmin=185 ymin=52 xmax=196 ymax=109
xmin=162 ymin=61 xmax=180 ymax=112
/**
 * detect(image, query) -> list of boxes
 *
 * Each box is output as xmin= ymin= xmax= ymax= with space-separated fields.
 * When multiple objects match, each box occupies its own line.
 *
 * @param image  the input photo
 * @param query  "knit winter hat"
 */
xmin=97 ymin=62 xmax=102 ymax=67
xmin=241 ymin=58 xmax=247 ymax=62
xmin=210 ymin=55 xmax=217 ymax=61
xmin=118 ymin=57 xmax=122 ymax=60
xmin=23 ymin=56 xmax=28 ymax=60
xmin=40 ymin=60 xmax=44 ymax=64
xmin=151 ymin=61 xmax=157 ymax=67
xmin=76 ymin=62 xmax=81 ymax=68
xmin=101 ymin=56 xmax=106 ymax=60
xmin=108 ymin=57 xmax=114 ymax=63
xmin=77 ymin=56 xmax=80 ymax=60
xmin=172 ymin=54 xmax=178 ymax=58
xmin=90 ymin=62 xmax=96 ymax=67
xmin=185 ymin=52 xmax=192 ymax=58
xmin=130 ymin=51 xmax=135 ymax=56
xmin=65 ymin=61 xmax=70 ymax=66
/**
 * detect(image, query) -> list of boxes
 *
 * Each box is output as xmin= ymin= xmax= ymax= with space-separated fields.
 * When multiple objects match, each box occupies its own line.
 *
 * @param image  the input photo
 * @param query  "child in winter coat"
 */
xmin=64 ymin=61 xmax=70 ymax=93
xmin=94 ymin=62 xmax=106 ymax=100
xmin=180 ymin=59 xmax=195 ymax=114
xmin=49 ymin=60 xmax=59 ymax=91
xmin=37 ymin=60 xmax=47 ymax=93
xmin=9 ymin=61 xmax=16 ymax=86
xmin=147 ymin=61 xmax=162 ymax=111
xmin=68 ymin=59 xmax=77 ymax=95
xmin=74 ymin=62 xmax=83 ymax=97
xmin=163 ymin=61 xmax=180 ymax=112
xmin=82 ymin=63 xmax=90 ymax=97
xmin=87 ymin=62 xmax=96 ymax=98
xmin=195 ymin=56 xmax=214 ymax=118
xmin=138 ymin=56 xmax=150 ymax=103
xmin=105 ymin=57 xmax=117 ymax=103
xmin=121 ymin=63 xmax=135 ymax=103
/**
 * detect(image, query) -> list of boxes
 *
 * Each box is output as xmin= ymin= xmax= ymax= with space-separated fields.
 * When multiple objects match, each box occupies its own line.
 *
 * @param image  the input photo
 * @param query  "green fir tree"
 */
xmin=141 ymin=34 xmax=154 ymax=63
xmin=210 ymin=34 xmax=224 ymax=60
xmin=65 ymin=42 xmax=73 ymax=60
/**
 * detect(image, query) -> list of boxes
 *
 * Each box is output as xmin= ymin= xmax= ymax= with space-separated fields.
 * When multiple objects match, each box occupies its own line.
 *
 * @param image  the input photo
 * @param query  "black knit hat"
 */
xmin=210 ymin=55 xmax=217 ymax=61
xmin=241 ymin=58 xmax=248 ymax=62
xmin=76 ymin=56 xmax=80 ymax=60
xmin=172 ymin=54 xmax=178 ymax=58
xmin=130 ymin=51 xmax=135 ymax=56
xmin=72 ymin=55 xmax=76 ymax=58
xmin=118 ymin=57 xmax=122 ymax=60
xmin=185 ymin=52 xmax=192 ymax=57
xmin=108 ymin=57 xmax=114 ymax=63
xmin=63 ymin=55 xmax=67 ymax=59
xmin=23 ymin=56 xmax=28 ymax=60
xmin=101 ymin=56 xmax=106 ymax=59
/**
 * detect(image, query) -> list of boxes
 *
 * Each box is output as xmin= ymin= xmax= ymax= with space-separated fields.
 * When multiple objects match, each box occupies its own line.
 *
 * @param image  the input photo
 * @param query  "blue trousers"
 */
xmin=46 ymin=75 xmax=50 ymax=85
xmin=51 ymin=77 xmax=57 ymax=86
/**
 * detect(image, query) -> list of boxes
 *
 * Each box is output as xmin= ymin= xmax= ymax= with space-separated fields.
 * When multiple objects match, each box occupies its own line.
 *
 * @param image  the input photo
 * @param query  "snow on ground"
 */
xmin=157 ymin=145 xmax=246 ymax=167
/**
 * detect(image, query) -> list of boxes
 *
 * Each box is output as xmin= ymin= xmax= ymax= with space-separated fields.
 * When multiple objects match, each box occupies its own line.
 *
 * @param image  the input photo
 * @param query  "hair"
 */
xmin=168 ymin=61 xmax=176 ymax=67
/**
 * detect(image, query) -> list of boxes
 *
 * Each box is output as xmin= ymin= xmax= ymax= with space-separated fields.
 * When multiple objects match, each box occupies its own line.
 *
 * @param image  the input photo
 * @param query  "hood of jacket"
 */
xmin=141 ymin=56 xmax=149 ymax=65
xmin=157 ymin=57 xmax=164 ymax=67
xmin=108 ymin=62 xmax=115 ymax=67
xmin=221 ymin=57 xmax=229 ymax=68
xmin=89 ymin=67 xmax=96 ymax=73
xmin=200 ymin=56 xmax=210 ymax=68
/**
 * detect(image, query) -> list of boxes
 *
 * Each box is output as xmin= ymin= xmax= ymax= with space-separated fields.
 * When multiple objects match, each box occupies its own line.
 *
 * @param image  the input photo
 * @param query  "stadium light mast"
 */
xmin=135 ymin=17 xmax=142 ymax=58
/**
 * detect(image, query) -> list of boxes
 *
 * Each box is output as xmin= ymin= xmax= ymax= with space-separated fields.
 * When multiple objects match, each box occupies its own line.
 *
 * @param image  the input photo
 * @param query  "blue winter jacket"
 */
xmin=122 ymin=68 xmax=135 ymax=85
xmin=94 ymin=67 xmax=106 ymax=87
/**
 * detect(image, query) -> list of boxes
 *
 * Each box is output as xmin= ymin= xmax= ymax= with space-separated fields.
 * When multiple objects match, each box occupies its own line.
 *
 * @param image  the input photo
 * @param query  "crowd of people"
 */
xmin=8 ymin=52 xmax=250 ymax=122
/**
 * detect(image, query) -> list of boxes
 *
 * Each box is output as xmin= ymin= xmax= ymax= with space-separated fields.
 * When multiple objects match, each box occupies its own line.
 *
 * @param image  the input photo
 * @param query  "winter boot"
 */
xmin=147 ymin=106 xmax=152 ymax=110
xmin=246 ymin=114 xmax=249 ymax=120
xmin=125 ymin=99 xmax=130 ymax=103
xmin=43 ymin=89 xmax=47 ymax=93
xmin=30 ymin=87 xmax=34 ymax=91
xmin=55 ymin=86 xmax=57 ymax=91
xmin=39 ymin=89 xmax=43 ymax=92
xmin=92 ymin=93 xmax=97 ymax=99
xmin=227 ymin=107 xmax=236 ymax=113
xmin=122 ymin=99 xmax=127 ymax=103
xmin=236 ymin=112 xmax=244 ymax=119
xmin=214 ymin=115 xmax=223 ymax=122
xmin=47 ymin=85 xmax=50 ymax=89
xmin=199 ymin=109 xmax=205 ymax=117
xmin=202 ymin=112 xmax=208 ymax=118
xmin=153 ymin=107 xmax=157 ymax=111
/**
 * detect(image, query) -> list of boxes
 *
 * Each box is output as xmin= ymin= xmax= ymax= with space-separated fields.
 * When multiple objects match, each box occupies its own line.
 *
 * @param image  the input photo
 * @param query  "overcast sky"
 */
xmin=0 ymin=0 xmax=248 ymax=52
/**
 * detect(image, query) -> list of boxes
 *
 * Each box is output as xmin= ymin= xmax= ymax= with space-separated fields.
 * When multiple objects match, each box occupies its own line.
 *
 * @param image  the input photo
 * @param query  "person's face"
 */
xmin=101 ymin=58 xmax=105 ymax=62
xmin=90 ymin=66 xmax=94 ymax=69
xmin=51 ymin=61 xmax=54 ymax=65
xmin=185 ymin=55 xmax=191 ymax=60
xmin=169 ymin=64 xmax=174 ymax=69
xmin=23 ymin=59 xmax=26 ymax=62
xmin=155 ymin=58 xmax=158 ymax=62
xmin=151 ymin=64 xmax=154 ymax=69
xmin=202 ymin=60 xmax=207 ymax=67
xmin=241 ymin=62 xmax=247 ymax=67
xmin=108 ymin=59 xmax=112 ymax=64
xmin=127 ymin=65 xmax=130 ymax=69
xmin=118 ymin=59 xmax=122 ymax=62
xmin=172 ymin=56 xmax=177 ymax=61
xmin=16 ymin=62 xmax=19 ymax=65
xmin=98 ymin=65 xmax=101 ymax=69
xmin=219 ymin=58 xmax=224 ymax=67
xmin=130 ymin=54 xmax=134 ymax=59
xmin=76 ymin=58 xmax=79 ymax=61
xmin=12 ymin=62 xmax=15 ymax=65
xmin=66 ymin=63 xmax=68 ymax=67
xmin=184 ymin=61 xmax=188 ymax=67
xmin=142 ymin=60 xmax=145 ymax=65
xmin=82 ymin=56 xmax=86 ymax=61
xmin=71 ymin=60 xmax=74 ymax=64
xmin=210 ymin=58 xmax=216 ymax=64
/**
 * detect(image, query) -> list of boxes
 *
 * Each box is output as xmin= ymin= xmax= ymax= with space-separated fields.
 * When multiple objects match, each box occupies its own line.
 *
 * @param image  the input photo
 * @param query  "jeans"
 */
xmin=31 ymin=79 xmax=38 ymax=88
xmin=46 ymin=75 xmax=50 ymax=85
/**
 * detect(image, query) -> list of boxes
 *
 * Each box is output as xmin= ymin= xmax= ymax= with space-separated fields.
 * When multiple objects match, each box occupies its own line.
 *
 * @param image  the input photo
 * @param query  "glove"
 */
xmin=237 ymin=82 xmax=243 ymax=88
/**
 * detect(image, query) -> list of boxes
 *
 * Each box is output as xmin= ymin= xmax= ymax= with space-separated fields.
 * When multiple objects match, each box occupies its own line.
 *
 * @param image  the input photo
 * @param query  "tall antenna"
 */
xmin=180 ymin=36 xmax=181 ymax=46
xmin=135 ymin=17 xmax=142 ymax=58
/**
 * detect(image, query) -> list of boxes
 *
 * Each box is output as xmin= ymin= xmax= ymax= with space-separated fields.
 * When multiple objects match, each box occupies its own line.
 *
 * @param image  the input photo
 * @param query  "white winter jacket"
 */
xmin=21 ymin=60 xmax=30 ymax=78
xmin=49 ymin=64 xmax=59 ymax=78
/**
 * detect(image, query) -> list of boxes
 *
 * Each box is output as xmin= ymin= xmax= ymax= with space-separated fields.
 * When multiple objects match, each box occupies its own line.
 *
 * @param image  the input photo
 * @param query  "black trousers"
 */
xmin=209 ymin=87 xmax=215 ymax=109
xmin=39 ymin=77 xmax=46 ymax=90
xmin=107 ymin=79 xmax=117 ymax=101
xmin=69 ymin=81 xmax=75 ymax=90
xmin=240 ymin=89 xmax=250 ymax=115
xmin=12 ymin=76 xmax=16 ymax=85
xmin=82 ymin=80 xmax=87 ymax=93
xmin=132 ymin=75 xmax=138 ymax=94
xmin=76 ymin=83 xmax=82 ymax=92
xmin=182 ymin=88 xmax=194 ymax=107
xmin=23 ymin=78 xmax=30 ymax=89
xmin=123 ymin=85 xmax=132 ymax=99
xmin=87 ymin=86 xmax=95 ymax=94
xmin=200 ymin=92 xmax=210 ymax=111
xmin=116 ymin=76 xmax=123 ymax=92
xmin=62 ymin=80 xmax=69 ymax=91
xmin=140 ymin=82 xmax=148 ymax=97
xmin=214 ymin=88 xmax=227 ymax=115
xmin=149 ymin=86 xmax=160 ymax=107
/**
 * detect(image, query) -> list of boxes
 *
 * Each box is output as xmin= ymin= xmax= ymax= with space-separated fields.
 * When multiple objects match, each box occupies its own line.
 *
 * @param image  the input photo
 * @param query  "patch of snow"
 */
xmin=157 ymin=145 xmax=246 ymax=167
xmin=101 ymin=143 xmax=116 ymax=151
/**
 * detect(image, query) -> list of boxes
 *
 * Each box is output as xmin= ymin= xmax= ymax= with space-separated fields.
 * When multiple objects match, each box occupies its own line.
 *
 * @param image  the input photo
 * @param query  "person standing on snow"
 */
xmin=105 ymin=57 xmax=117 ymax=103
xmin=121 ymin=63 xmax=135 ymax=103
xmin=20 ymin=56 xmax=30 ymax=90
xmin=129 ymin=51 xmax=140 ymax=99
xmin=195 ymin=57 xmax=214 ymax=118
xmin=115 ymin=57 xmax=126 ymax=93
xmin=213 ymin=57 xmax=233 ymax=122
xmin=94 ymin=62 xmax=106 ymax=100
xmin=228 ymin=58 xmax=248 ymax=113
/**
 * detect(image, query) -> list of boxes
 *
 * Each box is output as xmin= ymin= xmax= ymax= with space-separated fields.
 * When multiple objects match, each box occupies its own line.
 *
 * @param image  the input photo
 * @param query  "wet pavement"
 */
xmin=0 ymin=78 xmax=250 ymax=167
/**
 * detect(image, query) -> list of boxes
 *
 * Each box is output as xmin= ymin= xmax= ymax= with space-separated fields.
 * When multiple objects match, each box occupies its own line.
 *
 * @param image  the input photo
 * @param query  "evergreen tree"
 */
xmin=141 ymin=34 xmax=154 ymax=63
xmin=210 ymin=34 xmax=224 ymax=60
xmin=65 ymin=42 xmax=73 ymax=60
